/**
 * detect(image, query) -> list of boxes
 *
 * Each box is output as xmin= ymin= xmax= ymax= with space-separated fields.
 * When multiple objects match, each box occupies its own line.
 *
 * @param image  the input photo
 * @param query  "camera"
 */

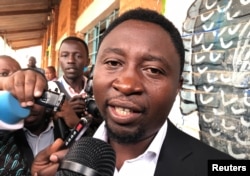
xmin=35 ymin=89 xmax=101 ymax=119
xmin=37 ymin=65 xmax=101 ymax=119
xmin=84 ymin=96 xmax=101 ymax=119
xmin=34 ymin=65 xmax=101 ymax=139
xmin=35 ymin=90 xmax=65 ymax=112
xmin=83 ymin=65 xmax=102 ymax=119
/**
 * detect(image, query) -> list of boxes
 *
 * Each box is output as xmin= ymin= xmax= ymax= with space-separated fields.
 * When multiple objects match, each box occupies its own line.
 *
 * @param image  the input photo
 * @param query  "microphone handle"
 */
xmin=60 ymin=160 xmax=101 ymax=176
xmin=63 ymin=117 xmax=89 ymax=148
xmin=54 ymin=118 xmax=70 ymax=140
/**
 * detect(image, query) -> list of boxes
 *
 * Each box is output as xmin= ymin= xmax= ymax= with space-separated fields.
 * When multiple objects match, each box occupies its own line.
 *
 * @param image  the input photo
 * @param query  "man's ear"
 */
xmin=86 ymin=57 xmax=90 ymax=66
xmin=176 ymin=76 xmax=184 ymax=94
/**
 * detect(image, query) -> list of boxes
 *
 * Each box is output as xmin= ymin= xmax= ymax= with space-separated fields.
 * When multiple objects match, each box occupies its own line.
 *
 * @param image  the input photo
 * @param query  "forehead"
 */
xmin=60 ymin=40 xmax=86 ymax=51
xmin=0 ymin=60 xmax=9 ymax=69
xmin=97 ymin=20 xmax=181 ymax=74
xmin=0 ymin=59 xmax=19 ymax=71
xmin=45 ymin=68 xmax=51 ymax=72
xmin=101 ymin=20 xmax=173 ymax=48
xmin=99 ymin=20 xmax=179 ymax=59
xmin=29 ymin=57 xmax=35 ymax=61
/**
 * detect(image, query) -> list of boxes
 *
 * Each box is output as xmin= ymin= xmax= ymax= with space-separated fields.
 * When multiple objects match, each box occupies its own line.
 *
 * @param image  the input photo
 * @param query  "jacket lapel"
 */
xmin=154 ymin=120 xmax=195 ymax=176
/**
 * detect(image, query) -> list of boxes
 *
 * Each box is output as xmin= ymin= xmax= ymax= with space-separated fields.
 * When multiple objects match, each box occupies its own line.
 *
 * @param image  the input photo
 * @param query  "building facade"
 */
xmin=42 ymin=0 xmax=163 ymax=75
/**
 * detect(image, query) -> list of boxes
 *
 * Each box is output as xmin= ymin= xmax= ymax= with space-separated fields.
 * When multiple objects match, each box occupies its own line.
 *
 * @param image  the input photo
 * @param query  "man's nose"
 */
xmin=67 ymin=54 xmax=76 ymax=62
xmin=112 ymin=69 xmax=143 ymax=95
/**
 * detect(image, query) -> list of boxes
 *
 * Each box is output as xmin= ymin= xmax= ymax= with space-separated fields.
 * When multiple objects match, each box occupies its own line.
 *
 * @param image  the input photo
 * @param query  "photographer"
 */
xmin=49 ymin=36 xmax=103 ymax=137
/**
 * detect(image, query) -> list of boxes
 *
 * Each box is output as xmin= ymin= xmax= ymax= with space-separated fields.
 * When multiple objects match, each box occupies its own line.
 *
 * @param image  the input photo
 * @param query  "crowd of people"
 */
xmin=0 ymin=55 xmax=79 ymax=175
xmin=0 ymin=7 xmax=235 ymax=176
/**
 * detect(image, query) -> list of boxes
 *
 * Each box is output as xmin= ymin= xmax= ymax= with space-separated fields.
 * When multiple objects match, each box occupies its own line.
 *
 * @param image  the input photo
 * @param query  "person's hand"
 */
xmin=68 ymin=95 xmax=86 ymax=116
xmin=54 ymin=100 xmax=80 ymax=128
xmin=31 ymin=138 xmax=68 ymax=176
xmin=0 ymin=69 xmax=47 ymax=107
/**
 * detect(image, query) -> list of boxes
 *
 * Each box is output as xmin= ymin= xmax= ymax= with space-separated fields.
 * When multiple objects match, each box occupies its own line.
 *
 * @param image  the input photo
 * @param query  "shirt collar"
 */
xmin=23 ymin=120 xmax=54 ymax=136
xmin=93 ymin=119 xmax=168 ymax=159
xmin=58 ymin=76 xmax=87 ymax=96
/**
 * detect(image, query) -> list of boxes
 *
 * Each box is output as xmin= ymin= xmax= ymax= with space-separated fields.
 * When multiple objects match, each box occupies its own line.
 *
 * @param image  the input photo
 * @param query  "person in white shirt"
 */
xmin=49 ymin=36 xmax=102 ymax=137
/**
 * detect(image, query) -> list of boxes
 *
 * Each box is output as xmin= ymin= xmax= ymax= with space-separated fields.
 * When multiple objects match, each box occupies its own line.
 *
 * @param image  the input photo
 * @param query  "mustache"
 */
xmin=106 ymin=94 xmax=146 ymax=112
xmin=107 ymin=94 xmax=140 ymax=103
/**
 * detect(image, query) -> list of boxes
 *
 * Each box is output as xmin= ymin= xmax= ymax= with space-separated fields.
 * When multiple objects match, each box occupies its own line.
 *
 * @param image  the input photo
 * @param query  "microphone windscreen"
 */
xmin=56 ymin=137 xmax=116 ymax=176
xmin=0 ymin=91 xmax=30 ymax=124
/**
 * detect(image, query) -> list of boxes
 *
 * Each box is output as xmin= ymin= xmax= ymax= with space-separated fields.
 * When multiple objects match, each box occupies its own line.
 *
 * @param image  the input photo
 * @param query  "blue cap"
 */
xmin=0 ymin=91 xmax=30 ymax=124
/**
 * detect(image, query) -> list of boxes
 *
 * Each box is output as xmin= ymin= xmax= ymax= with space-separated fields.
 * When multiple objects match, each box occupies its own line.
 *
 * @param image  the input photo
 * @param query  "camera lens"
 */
xmin=85 ymin=98 xmax=101 ymax=118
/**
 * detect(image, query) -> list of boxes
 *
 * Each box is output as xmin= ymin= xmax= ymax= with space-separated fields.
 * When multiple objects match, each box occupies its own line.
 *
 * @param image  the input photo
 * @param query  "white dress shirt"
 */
xmin=93 ymin=119 xmax=168 ymax=176
xmin=57 ymin=76 xmax=87 ymax=97
xmin=24 ymin=120 xmax=54 ymax=156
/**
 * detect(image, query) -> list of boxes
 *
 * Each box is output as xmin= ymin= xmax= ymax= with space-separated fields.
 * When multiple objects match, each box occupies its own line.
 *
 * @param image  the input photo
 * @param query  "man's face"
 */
xmin=28 ymin=57 xmax=36 ymax=67
xmin=45 ymin=68 xmax=56 ymax=81
xmin=93 ymin=20 xmax=182 ymax=143
xmin=24 ymin=104 xmax=46 ymax=130
xmin=59 ymin=40 xmax=89 ymax=80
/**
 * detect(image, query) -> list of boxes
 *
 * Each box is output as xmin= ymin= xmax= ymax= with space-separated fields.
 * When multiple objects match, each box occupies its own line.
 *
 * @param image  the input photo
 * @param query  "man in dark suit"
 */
xmin=153 ymin=120 xmax=233 ymax=175
xmin=13 ymin=8 xmax=235 ymax=176
xmin=89 ymin=8 xmax=234 ymax=175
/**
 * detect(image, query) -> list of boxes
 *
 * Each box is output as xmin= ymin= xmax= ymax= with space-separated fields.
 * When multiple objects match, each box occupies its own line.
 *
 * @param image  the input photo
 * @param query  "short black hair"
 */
xmin=59 ymin=36 xmax=89 ymax=57
xmin=99 ymin=8 xmax=185 ymax=75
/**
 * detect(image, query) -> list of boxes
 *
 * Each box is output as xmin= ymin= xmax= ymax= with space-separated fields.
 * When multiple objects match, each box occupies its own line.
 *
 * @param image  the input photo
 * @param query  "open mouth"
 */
xmin=115 ymin=107 xmax=133 ymax=116
xmin=108 ymin=105 xmax=143 ymax=123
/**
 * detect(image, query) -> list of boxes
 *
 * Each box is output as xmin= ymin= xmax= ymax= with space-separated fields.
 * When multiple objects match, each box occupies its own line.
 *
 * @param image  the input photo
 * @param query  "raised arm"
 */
xmin=0 ymin=69 xmax=47 ymax=107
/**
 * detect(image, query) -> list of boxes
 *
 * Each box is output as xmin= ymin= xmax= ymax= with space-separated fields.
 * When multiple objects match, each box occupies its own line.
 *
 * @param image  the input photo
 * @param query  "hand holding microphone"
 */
xmin=0 ymin=91 xmax=30 ymax=124
xmin=0 ymin=69 xmax=47 ymax=107
xmin=0 ymin=89 xmax=65 ymax=130
xmin=31 ymin=137 xmax=116 ymax=176
xmin=0 ymin=69 xmax=50 ymax=129
xmin=57 ymin=137 xmax=116 ymax=176
xmin=31 ymin=138 xmax=67 ymax=176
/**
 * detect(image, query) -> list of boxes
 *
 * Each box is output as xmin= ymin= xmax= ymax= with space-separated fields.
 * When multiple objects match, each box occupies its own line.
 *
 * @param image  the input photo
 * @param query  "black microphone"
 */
xmin=56 ymin=137 xmax=116 ymax=176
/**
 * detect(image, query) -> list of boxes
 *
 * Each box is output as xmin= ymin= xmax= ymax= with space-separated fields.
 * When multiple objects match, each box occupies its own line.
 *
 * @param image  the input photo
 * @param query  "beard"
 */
xmin=105 ymin=123 xmax=145 ymax=144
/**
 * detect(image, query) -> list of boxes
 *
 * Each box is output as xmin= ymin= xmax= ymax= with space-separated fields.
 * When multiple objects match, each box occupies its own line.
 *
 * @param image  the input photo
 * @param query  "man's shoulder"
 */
xmin=165 ymin=121 xmax=234 ymax=159
xmin=155 ymin=123 xmax=234 ymax=176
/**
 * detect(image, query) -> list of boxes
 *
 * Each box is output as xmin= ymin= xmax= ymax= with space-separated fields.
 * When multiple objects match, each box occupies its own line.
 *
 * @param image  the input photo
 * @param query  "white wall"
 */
xmin=163 ymin=0 xmax=200 ymax=139
xmin=13 ymin=46 xmax=42 ymax=69
xmin=0 ymin=37 xmax=42 ymax=69
xmin=164 ymin=0 xmax=194 ymax=34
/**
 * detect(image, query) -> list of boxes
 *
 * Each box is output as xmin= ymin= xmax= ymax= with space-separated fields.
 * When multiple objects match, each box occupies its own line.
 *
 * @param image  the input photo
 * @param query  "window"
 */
xmin=84 ymin=9 xmax=119 ymax=65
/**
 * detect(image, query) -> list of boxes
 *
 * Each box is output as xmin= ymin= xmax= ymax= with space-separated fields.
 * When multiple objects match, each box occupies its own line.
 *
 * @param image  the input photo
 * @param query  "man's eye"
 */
xmin=75 ymin=54 xmax=83 ymax=59
xmin=60 ymin=53 xmax=68 ymax=57
xmin=145 ymin=68 xmax=164 ymax=75
xmin=0 ymin=72 xmax=10 ymax=77
xmin=107 ymin=61 xmax=120 ymax=67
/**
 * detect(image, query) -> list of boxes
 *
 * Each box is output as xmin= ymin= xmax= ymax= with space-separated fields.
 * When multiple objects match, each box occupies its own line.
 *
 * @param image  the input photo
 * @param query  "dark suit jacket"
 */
xmin=154 ymin=120 xmax=234 ymax=176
